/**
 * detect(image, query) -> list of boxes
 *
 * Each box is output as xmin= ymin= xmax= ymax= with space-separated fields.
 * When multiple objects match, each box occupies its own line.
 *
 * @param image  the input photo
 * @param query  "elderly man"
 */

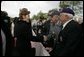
xmin=42 ymin=10 xmax=62 ymax=51
xmin=50 ymin=8 xmax=83 ymax=56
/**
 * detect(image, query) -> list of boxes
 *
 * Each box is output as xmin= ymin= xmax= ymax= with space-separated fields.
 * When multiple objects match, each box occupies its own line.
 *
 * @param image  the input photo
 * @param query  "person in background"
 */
xmin=1 ymin=11 xmax=13 ymax=56
xmin=1 ymin=29 xmax=6 ymax=56
xmin=37 ymin=17 xmax=44 ymax=42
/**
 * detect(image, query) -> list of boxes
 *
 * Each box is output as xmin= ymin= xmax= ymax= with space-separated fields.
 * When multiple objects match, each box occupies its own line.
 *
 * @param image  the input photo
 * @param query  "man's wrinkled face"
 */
xmin=59 ymin=13 xmax=68 ymax=24
xmin=51 ymin=15 xmax=59 ymax=23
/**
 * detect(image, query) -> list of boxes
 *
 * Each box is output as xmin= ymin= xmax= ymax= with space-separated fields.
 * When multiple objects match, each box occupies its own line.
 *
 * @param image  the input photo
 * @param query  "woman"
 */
xmin=14 ymin=8 xmax=33 ymax=56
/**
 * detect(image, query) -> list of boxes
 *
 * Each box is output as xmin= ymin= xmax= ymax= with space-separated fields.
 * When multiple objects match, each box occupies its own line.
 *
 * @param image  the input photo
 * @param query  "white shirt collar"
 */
xmin=62 ymin=19 xmax=73 ymax=30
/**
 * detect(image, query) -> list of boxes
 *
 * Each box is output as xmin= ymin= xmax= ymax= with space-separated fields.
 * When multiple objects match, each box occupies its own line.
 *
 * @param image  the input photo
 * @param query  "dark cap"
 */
xmin=48 ymin=10 xmax=60 ymax=16
xmin=60 ymin=8 xmax=75 ymax=16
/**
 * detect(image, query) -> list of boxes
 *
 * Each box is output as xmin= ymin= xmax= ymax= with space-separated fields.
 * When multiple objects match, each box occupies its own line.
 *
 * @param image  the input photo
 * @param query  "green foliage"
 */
xmin=32 ymin=11 xmax=48 ymax=20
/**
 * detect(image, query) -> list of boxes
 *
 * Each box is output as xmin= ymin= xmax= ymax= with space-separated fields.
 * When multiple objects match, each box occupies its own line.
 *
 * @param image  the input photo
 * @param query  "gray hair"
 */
xmin=61 ymin=13 xmax=74 ymax=19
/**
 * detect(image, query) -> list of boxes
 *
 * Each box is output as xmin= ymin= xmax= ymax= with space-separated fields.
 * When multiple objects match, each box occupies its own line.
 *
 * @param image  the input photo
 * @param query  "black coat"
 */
xmin=50 ymin=20 xmax=83 ymax=56
xmin=14 ymin=20 xmax=32 ymax=56
xmin=42 ymin=20 xmax=50 ymax=35
xmin=1 ymin=15 xmax=12 ymax=56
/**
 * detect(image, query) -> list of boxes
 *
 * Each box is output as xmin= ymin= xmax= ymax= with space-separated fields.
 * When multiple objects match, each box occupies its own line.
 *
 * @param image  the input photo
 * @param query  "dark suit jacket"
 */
xmin=42 ymin=20 xmax=50 ymax=35
xmin=51 ymin=20 xmax=83 ymax=56
xmin=42 ymin=20 xmax=53 ymax=47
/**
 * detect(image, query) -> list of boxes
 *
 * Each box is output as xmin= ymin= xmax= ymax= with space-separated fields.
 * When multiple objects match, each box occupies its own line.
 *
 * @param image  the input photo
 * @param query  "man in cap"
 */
xmin=50 ymin=8 xmax=83 ymax=56
xmin=42 ymin=9 xmax=62 ymax=52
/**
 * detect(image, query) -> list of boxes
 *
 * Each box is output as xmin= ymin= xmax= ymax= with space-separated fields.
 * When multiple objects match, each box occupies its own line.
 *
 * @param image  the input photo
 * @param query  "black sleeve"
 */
xmin=59 ymin=25 xmax=83 ymax=56
xmin=42 ymin=21 xmax=49 ymax=36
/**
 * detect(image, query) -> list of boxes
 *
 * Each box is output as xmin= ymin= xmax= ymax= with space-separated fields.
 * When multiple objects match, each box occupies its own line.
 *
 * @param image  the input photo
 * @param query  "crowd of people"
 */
xmin=1 ymin=7 xmax=83 ymax=56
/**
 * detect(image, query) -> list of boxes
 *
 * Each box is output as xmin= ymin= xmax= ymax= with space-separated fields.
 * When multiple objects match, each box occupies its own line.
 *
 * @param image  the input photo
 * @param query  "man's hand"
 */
xmin=45 ymin=47 xmax=53 ymax=53
xmin=43 ymin=35 xmax=48 ymax=41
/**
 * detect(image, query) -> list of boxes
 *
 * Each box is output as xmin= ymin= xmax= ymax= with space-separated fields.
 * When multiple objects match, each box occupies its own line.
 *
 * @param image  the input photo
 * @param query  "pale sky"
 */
xmin=1 ymin=1 xmax=60 ymax=18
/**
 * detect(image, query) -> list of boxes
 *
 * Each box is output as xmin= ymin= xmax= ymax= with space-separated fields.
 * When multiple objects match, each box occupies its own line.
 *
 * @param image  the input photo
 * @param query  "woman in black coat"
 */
xmin=14 ymin=8 xmax=33 ymax=56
